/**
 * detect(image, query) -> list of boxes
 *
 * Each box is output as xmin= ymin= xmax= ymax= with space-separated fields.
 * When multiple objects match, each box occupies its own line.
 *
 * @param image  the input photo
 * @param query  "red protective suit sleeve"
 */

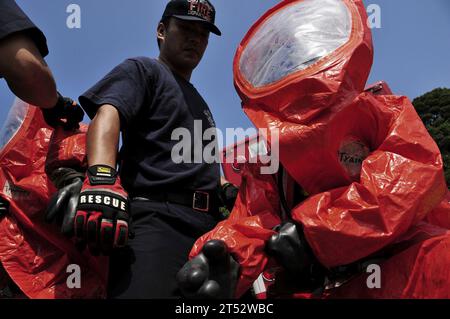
xmin=190 ymin=163 xmax=282 ymax=297
xmin=292 ymin=95 xmax=447 ymax=268
xmin=426 ymin=191 xmax=450 ymax=229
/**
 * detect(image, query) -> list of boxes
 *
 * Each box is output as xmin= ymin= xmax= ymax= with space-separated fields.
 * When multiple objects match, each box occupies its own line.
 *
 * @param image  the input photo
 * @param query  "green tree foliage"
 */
xmin=412 ymin=88 xmax=450 ymax=188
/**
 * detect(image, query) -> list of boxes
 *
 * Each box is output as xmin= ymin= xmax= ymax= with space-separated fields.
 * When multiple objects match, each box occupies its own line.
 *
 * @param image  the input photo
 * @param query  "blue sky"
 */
xmin=1 ymin=0 xmax=450 ymax=147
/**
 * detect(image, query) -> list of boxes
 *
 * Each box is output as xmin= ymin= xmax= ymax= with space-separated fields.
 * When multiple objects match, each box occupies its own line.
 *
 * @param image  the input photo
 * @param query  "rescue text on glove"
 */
xmin=75 ymin=165 xmax=130 ymax=254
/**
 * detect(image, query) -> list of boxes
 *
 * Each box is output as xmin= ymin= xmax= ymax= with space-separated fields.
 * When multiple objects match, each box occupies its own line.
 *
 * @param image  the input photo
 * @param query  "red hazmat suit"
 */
xmin=191 ymin=0 xmax=450 ymax=298
xmin=0 ymin=99 xmax=107 ymax=298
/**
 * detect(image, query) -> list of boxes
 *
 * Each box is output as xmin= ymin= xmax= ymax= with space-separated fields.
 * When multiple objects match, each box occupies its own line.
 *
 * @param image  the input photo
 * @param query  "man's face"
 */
xmin=158 ymin=18 xmax=210 ymax=72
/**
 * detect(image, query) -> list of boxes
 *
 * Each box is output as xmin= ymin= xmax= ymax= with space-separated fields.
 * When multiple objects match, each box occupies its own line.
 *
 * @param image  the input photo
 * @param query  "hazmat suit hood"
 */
xmin=234 ymin=0 xmax=373 ymax=193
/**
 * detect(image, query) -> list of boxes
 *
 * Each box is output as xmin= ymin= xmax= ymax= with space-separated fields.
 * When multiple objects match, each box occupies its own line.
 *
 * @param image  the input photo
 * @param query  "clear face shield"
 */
xmin=239 ymin=0 xmax=352 ymax=88
xmin=0 ymin=99 xmax=30 ymax=152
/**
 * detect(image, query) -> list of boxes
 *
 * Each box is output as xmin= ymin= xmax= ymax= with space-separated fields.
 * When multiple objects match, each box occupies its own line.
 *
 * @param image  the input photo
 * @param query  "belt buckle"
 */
xmin=193 ymin=191 xmax=209 ymax=212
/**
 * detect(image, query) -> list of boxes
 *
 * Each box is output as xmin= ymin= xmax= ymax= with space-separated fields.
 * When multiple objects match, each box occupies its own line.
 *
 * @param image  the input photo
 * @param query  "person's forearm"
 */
xmin=0 ymin=33 xmax=57 ymax=108
xmin=87 ymin=104 xmax=121 ymax=168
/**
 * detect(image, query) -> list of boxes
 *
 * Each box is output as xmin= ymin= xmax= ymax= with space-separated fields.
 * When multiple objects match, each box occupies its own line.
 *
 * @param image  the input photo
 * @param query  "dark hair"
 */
xmin=157 ymin=17 xmax=171 ymax=49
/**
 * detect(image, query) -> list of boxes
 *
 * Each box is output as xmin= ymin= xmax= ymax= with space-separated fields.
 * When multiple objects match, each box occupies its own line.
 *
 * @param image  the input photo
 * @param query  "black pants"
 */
xmin=108 ymin=199 xmax=219 ymax=299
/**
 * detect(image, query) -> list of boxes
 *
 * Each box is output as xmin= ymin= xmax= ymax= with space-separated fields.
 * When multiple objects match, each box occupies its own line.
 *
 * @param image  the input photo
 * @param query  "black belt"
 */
xmin=131 ymin=190 xmax=220 ymax=213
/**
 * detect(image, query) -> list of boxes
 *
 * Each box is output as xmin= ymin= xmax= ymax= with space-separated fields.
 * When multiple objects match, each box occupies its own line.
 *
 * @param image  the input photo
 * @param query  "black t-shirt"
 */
xmin=79 ymin=57 xmax=221 ymax=195
xmin=0 ymin=0 xmax=49 ymax=57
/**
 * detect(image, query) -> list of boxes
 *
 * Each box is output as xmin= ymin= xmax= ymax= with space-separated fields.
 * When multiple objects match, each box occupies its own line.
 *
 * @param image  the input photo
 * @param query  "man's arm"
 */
xmin=0 ymin=33 xmax=57 ymax=108
xmin=46 ymin=103 xmax=128 ymax=254
xmin=87 ymin=104 xmax=121 ymax=167
xmin=66 ymin=103 xmax=129 ymax=254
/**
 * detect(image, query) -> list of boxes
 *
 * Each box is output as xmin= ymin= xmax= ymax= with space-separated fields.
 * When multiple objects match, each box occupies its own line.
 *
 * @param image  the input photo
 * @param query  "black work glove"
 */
xmin=266 ymin=222 xmax=325 ymax=290
xmin=46 ymin=167 xmax=85 ymax=236
xmin=74 ymin=165 xmax=130 ymax=255
xmin=220 ymin=183 xmax=239 ymax=212
xmin=176 ymin=240 xmax=240 ymax=299
xmin=43 ymin=92 xmax=84 ymax=131
xmin=0 ymin=197 xmax=8 ymax=217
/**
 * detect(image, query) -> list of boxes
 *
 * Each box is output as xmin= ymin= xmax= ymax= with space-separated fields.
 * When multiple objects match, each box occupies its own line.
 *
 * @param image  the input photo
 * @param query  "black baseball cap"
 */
xmin=162 ymin=0 xmax=221 ymax=36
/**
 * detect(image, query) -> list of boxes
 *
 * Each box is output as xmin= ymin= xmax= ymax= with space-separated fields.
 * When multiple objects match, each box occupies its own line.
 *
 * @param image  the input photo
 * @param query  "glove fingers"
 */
xmin=45 ymin=193 xmax=60 ymax=223
xmin=43 ymin=113 xmax=60 ymax=128
xmin=86 ymin=212 xmax=102 ymax=255
xmin=202 ymin=240 xmax=228 ymax=262
xmin=45 ymin=188 xmax=69 ymax=223
xmin=266 ymin=222 xmax=312 ymax=277
xmin=100 ymin=218 xmax=114 ymax=255
xmin=74 ymin=210 xmax=88 ymax=240
xmin=65 ymin=102 xmax=84 ymax=129
xmin=177 ymin=264 xmax=208 ymax=292
xmin=72 ymin=105 xmax=85 ymax=123
xmin=177 ymin=254 xmax=210 ymax=298
xmin=63 ymin=116 xmax=82 ymax=131
xmin=60 ymin=180 xmax=83 ymax=236
xmin=63 ymin=121 xmax=80 ymax=131
xmin=198 ymin=280 xmax=220 ymax=299
xmin=114 ymin=219 xmax=129 ymax=248
xmin=114 ymin=211 xmax=129 ymax=247
xmin=187 ymin=267 xmax=208 ymax=291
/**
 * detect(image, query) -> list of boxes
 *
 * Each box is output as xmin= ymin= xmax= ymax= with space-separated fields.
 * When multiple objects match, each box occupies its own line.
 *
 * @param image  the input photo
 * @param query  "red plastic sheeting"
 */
xmin=0 ymin=102 xmax=107 ymax=299
xmin=191 ymin=0 xmax=450 ymax=298
xmin=427 ymin=191 xmax=450 ymax=229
